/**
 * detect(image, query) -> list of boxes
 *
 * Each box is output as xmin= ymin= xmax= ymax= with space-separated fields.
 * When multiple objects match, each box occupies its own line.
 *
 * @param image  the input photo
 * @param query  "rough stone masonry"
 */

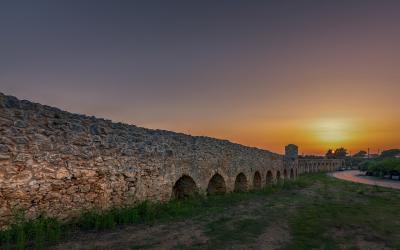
xmin=0 ymin=92 xmax=343 ymax=227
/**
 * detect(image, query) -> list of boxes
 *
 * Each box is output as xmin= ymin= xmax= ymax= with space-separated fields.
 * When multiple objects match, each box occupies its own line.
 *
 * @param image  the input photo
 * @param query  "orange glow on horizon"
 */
xmin=149 ymin=115 xmax=400 ymax=156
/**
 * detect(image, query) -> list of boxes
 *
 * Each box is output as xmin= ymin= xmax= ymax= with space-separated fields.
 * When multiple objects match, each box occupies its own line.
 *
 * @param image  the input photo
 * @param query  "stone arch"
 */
xmin=253 ymin=171 xmax=262 ymax=189
xmin=266 ymin=170 xmax=273 ymax=185
xmin=234 ymin=172 xmax=248 ymax=192
xmin=283 ymin=169 xmax=288 ymax=179
xmin=276 ymin=170 xmax=281 ymax=182
xmin=290 ymin=169 xmax=294 ymax=179
xmin=172 ymin=175 xmax=198 ymax=199
xmin=207 ymin=173 xmax=226 ymax=195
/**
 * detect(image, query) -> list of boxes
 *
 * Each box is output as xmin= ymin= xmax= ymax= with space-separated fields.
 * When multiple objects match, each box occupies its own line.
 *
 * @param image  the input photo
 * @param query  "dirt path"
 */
xmin=49 ymin=221 xmax=208 ymax=250
xmin=330 ymin=170 xmax=400 ymax=190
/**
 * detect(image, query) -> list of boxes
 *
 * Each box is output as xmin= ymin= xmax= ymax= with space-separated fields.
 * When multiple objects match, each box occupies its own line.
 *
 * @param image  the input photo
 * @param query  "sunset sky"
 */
xmin=1 ymin=1 xmax=399 ymax=154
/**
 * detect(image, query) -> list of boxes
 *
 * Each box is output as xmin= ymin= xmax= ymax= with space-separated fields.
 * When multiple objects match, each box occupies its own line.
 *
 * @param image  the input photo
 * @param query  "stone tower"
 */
xmin=285 ymin=144 xmax=298 ymax=162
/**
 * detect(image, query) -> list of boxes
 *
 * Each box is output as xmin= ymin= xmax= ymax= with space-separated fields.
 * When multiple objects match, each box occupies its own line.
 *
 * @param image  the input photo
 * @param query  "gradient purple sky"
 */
xmin=1 ymin=1 xmax=400 ymax=154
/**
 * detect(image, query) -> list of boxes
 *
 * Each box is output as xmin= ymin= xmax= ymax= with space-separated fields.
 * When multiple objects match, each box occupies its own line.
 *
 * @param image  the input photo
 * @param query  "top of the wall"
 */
xmin=0 ymin=92 xmax=280 ymax=161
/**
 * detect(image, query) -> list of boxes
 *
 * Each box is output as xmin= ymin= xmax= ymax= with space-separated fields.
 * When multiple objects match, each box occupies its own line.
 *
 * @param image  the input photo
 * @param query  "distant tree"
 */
xmin=359 ymin=159 xmax=375 ymax=171
xmin=325 ymin=147 xmax=348 ymax=159
xmin=380 ymin=149 xmax=400 ymax=158
xmin=334 ymin=147 xmax=348 ymax=158
xmin=325 ymin=149 xmax=335 ymax=158
xmin=347 ymin=156 xmax=366 ymax=167
xmin=353 ymin=150 xmax=367 ymax=158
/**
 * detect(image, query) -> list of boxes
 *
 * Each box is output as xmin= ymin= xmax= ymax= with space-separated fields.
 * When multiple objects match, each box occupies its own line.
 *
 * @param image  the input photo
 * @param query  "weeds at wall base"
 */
xmin=0 ymin=175 xmax=312 ymax=250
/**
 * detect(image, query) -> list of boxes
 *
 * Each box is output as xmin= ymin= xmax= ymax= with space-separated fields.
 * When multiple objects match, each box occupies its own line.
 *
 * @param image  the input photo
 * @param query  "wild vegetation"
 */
xmin=362 ymin=158 xmax=400 ymax=177
xmin=357 ymin=149 xmax=400 ymax=177
xmin=1 ymin=173 xmax=400 ymax=249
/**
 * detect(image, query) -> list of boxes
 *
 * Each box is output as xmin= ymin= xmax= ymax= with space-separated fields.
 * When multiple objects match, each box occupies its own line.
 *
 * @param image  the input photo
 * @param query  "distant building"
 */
xmin=363 ymin=154 xmax=379 ymax=159
xmin=285 ymin=144 xmax=298 ymax=161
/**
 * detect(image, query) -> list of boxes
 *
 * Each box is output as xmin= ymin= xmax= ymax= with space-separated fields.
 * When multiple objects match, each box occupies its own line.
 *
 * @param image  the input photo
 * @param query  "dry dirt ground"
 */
xmin=48 ymin=174 xmax=400 ymax=250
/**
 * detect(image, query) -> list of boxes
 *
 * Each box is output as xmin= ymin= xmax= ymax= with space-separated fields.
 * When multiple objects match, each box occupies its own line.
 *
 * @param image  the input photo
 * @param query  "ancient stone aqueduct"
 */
xmin=0 ymin=93 xmax=344 ymax=227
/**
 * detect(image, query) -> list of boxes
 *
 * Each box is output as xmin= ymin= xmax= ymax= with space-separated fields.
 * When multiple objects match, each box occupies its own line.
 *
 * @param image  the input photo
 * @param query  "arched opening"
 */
xmin=207 ymin=173 xmax=226 ymax=195
xmin=234 ymin=173 xmax=248 ymax=192
xmin=276 ymin=170 xmax=281 ymax=183
xmin=266 ymin=170 xmax=273 ymax=185
xmin=172 ymin=175 xmax=197 ymax=199
xmin=290 ymin=169 xmax=294 ymax=179
xmin=253 ymin=171 xmax=261 ymax=189
xmin=283 ymin=169 xmax=288 ymax=179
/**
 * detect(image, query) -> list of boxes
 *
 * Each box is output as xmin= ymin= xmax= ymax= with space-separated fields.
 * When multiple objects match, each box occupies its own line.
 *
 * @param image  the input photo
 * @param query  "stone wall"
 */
xmin=298 ymin=159 xmax=345 ymax=174
xmin=0 ymin=92 xmax=342 ymax=227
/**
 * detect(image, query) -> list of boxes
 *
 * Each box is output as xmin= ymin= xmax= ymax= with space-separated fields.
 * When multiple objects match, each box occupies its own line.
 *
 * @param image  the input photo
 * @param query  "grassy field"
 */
xmin=1 ymin=173 xmax=400 ymax=249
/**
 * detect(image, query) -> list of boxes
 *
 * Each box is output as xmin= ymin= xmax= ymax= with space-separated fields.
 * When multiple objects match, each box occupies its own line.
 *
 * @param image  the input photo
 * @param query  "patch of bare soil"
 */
xmin=254 ymin=222 xmax=291 ymax=250
xmin=298 ymin=182 xmax=322 ymax=197
xmin=334 ymin=227 xmax=390 ymax=250
xmin=49 ymin=220 xmax=208 ymax=250
xmin=229 ymin=185 xmax=316 ymax=250
xmin=354 ymin=236 xmax=391 ymax=250
xmin=227 ymin=222 xmax=291 ymax=250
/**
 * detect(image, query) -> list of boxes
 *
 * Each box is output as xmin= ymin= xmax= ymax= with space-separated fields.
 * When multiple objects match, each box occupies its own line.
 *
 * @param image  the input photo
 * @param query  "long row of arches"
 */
xmin=172 ymin=168 xmax=297 ymax=199
xmin=297 ymin=159 xmax=344 ymax=174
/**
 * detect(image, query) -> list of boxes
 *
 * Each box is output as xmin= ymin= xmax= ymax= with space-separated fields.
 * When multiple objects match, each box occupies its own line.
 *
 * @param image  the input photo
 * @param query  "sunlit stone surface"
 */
xmin=0 ymin=93 xmax=344 ymax=228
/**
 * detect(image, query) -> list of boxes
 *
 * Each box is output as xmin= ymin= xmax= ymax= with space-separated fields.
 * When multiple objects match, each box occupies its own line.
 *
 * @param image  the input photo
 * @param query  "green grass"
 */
xmin=1 ymin=174 xmax=400 ymax=249
xmin=205 ymin=216 xmax=267 ymax=246
xmin=287 ymin=175 xmax=400 ymax=249
xmin=0 ymin=180 xmax=305 ymax=249
xmin=0 ymin=213 xmax=62 ymax=250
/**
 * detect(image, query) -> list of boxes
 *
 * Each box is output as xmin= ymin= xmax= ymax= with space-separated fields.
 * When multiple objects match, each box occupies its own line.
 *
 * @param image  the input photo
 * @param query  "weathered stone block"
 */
xmin=14 ymin=120 xmax=28 ymax=128
xmin=9 ymin=170 xmax=33 ymax=184
xmin=56 ymin=167 xmax=71 ymax=179
xmin=15 ymin=136 xmax=29 ymax=144
xmin=0 ymin=154 xmax=10 ymax=160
